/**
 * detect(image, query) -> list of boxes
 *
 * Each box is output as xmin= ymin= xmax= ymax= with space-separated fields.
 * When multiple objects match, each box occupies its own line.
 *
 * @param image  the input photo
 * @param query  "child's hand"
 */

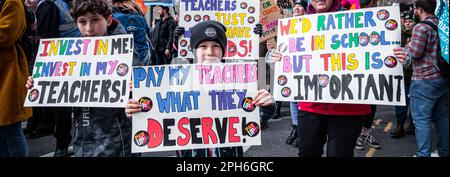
xmin=252 ymin=89 xmax=274 ymax=107
xmin=25 ymin=76 xmax=34 ymax=89
xmin=125 ymin=99 xmax=141 ymax=118
xmin=270 ymin=51 xmax=282 ymax=63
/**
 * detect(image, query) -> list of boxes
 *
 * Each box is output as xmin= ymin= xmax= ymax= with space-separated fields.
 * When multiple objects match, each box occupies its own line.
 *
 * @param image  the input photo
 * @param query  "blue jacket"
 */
xmin=72 ymin=20 xmax=137 ymax=157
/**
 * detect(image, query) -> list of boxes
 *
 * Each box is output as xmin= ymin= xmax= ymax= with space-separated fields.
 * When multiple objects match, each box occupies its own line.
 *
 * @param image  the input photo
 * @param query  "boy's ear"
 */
xmin=107 ymin=15 xmax=113 ymax=27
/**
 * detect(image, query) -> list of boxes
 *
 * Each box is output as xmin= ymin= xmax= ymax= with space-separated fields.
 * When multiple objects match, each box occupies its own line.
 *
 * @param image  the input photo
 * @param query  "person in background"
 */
xmin=111 ymin=0 xmax=152 ymax=66
xmin=150 ymin=5 xmax=176 ymax=65
xmin=286 ymin=0 xmax=307 ymax=147
xmin=22 ymin=0 xmax=43 ymax=137
xmin=34 ymin=0 xmax=80 ymax=157
xmin=391 ymin=10 xmax=416 ymax=139
xmin=262 ymin=37 xmax=277 ymax=130
xmin=0 ymin=0 xmax=33 ymax=157
xmin=271 ymin=0 xmax=296 ymax=120
xmin=393 ymin=0 xmax=448 ymax=157
xmin=400 ymin=2 xmax=414 ymax=25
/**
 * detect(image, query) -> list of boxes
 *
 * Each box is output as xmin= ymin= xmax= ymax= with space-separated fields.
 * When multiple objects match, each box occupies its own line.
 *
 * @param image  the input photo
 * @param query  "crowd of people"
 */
xmin=0 ymin=0 xmax=448 ymax=157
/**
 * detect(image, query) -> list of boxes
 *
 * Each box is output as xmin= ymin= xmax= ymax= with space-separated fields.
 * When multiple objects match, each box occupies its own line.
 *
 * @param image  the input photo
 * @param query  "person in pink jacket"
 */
xmin=271 ymin=0 xmax=371 ymax=157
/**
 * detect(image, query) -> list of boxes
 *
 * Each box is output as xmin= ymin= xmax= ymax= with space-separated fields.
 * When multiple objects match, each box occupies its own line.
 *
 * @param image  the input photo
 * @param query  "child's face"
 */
xmin=293 ymin=4 xmax=305 ymax=16
xmin=195 ymin=41 xmax=223 ymax=64
xmin=77 ymin=12 xmax=112 ymax=37
xmin=404 ymin=19 xmax=416 ymax=30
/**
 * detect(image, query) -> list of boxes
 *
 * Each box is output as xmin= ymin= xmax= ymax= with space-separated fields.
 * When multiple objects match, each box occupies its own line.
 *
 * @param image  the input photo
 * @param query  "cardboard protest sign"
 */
xmin=131 ymin=62 xmax=261 ymax=152
xmin=273 ymin=6 xmax=405 ymax=106
xmin=275 ymin=0 xmax=294 ymax=8
xmin=24 ymin=35 xmax=133 ymax=107
xmin=260 ymin=0 xmax=282 ymax=42
xmin=178 ymin=0 xmax=260 ymax=60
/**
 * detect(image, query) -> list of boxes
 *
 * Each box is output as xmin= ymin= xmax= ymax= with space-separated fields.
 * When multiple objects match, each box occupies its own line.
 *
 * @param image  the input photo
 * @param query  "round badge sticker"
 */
xmin=28 ymin=89 xmax=39 ymax=102
xmin=203 ymin=15 xmax=210 ymax=21
xmin=385 ymin=19 xmax=398 ymax=30
xmin=244 ymin=122 xmax=260 ymax=137
xmin=377 ymin=9 xmax=390 ymax=20
xmin=248 ymin=6 xmax=255 ymax=14
xmin=384 ymin=56 xmax=398 ymax=68
xmin=240 ymin=2 xmax=248 ymax=9
xmin=228 ymin=44 xmax=237 ymax=53
xmin=133 ymin=130 xmax=150 ymax=147
xmin=281 ymin=87 xmax=291 ymax=97
xmin=194 ymin=14 xmax=201 ymax=22
xmin=319 ymin=74 xmax=330 ymax=87
xmin=138 ymin=97 xmax=153 ymax=112
xmin=278 ymin=43 xmax=288 ymax=53
xmin=180 ymin=39 xmax=188 ymax=47
xmin=116 ymin=63 xmax=129 ymax=76
xmin=278 ymin=75 xmax=288 ymax=86
xmin=184 ymin=15 xmax=191 ymax=22
xmin=369 ymin=32 xmax=381 ymax=46
xmin=180 ymin=49 xmax=188 ymax=57
xmin=203 ymin=15 xmax=211 ymax=21
xmin=242 ymin=97 xmax=256 ymax=112
xmin=248 ymin=16 xmax=255 ymax=24
xmin=359 ymin=32 xmax=369 ymax=47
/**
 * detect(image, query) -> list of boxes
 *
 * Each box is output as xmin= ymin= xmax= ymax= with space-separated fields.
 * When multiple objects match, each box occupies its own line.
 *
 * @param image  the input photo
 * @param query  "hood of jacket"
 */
xmin=107 ymin=19 xmax=127 ymax=36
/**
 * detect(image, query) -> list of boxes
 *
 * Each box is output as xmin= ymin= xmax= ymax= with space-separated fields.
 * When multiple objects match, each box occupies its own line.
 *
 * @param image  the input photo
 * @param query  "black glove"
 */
xmin=253 ymin=23 xmax=263 ymax=37
xmin=174 ymin=26 xmax=185 ymax=38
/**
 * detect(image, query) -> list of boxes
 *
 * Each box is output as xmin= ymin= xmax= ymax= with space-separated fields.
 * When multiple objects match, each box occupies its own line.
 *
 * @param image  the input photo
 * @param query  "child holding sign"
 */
xmin=126 ymin=21 xmax=275 ymax=157
xmin=26 ymin=0 xmax=136 ymax=157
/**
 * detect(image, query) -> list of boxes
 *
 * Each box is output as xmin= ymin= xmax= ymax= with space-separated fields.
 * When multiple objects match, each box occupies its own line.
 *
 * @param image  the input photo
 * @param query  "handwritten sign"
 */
xmin=260 ymin=0 xmax=282 ymax=42
xmin=131 ymin=62 xmax=261 ymax=152
xmin=178 ymin=0 xmax=260 ymax=60
xmin=273 ymin=6 xmax=405 ymax=106
xmin=24 ymin=35 xmax=133 ymax=107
